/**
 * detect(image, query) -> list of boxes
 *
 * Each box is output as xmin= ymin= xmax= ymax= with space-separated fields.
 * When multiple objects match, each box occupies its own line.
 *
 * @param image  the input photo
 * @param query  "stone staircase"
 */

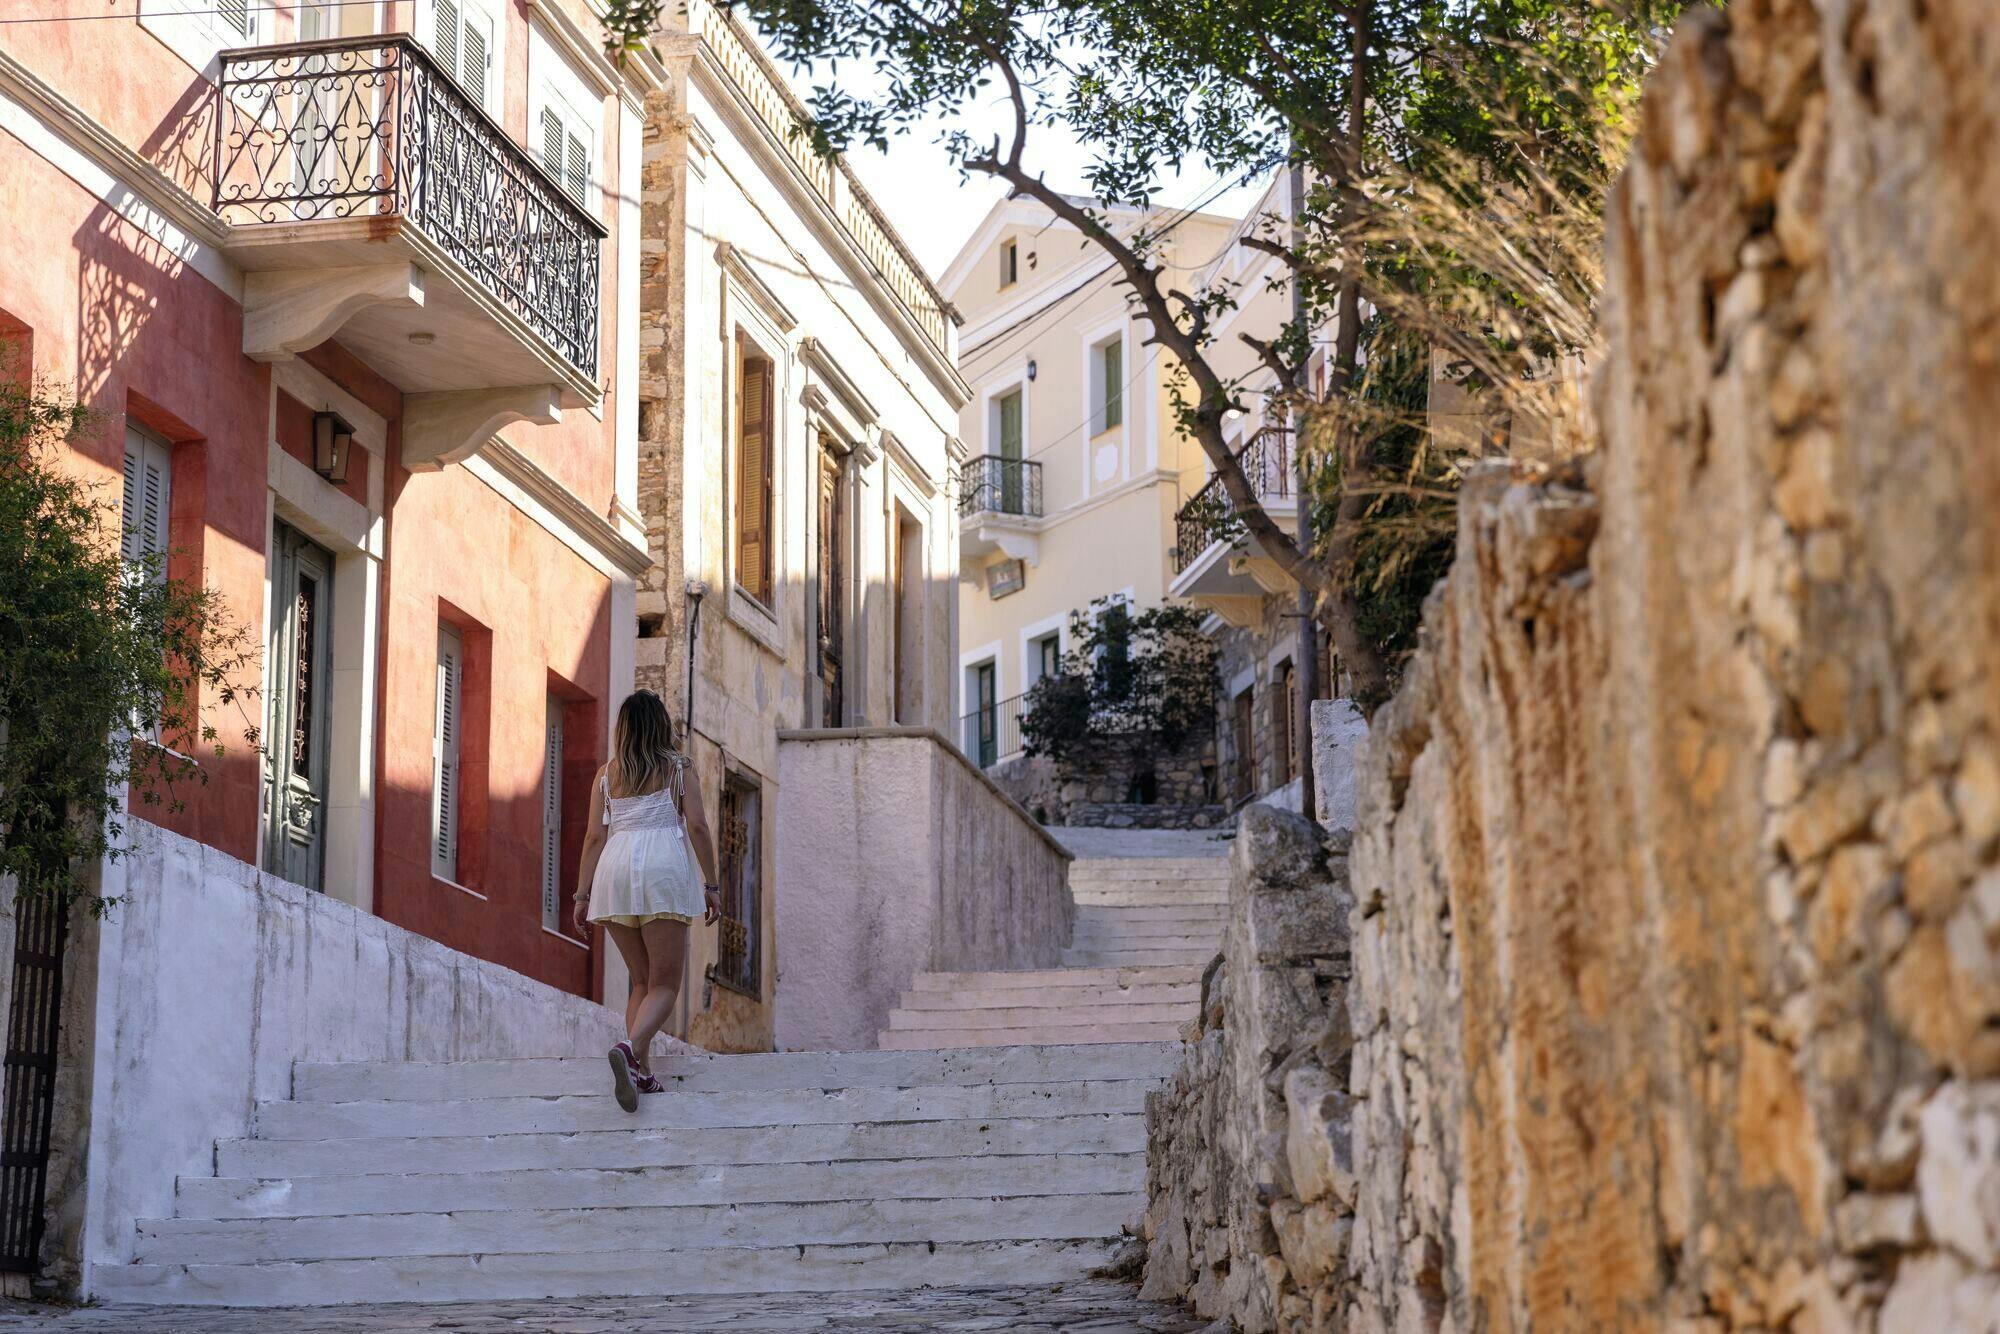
xmin=94 ymin=841 xmax=1230 ymax=1308
xmin=95 ymin=1043 xmax=1181 ymax=1306
xmin=879 ymin=853 xmax=1228 ymax=1049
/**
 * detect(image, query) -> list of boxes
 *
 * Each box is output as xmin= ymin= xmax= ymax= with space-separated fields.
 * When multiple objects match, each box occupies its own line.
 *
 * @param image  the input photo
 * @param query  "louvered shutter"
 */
xmin=216 ymin=0 xmax=253 ymax=39
xmin=122 ymin=427 xmax=170 ymax=578
xmin=541 ymin=696 xmax=563 ymax=929
xmin=432 ymin=626 xmax=462 ymax=880
xmin=460 ymin=15 xmax=490 ymax=110
xmin=540 ymin=108 xmax=564 ymax=181
xmin=736 ymin=355 xmax=772 ymax=602
xmin=434 ymin=0 xmax=460 ymax=84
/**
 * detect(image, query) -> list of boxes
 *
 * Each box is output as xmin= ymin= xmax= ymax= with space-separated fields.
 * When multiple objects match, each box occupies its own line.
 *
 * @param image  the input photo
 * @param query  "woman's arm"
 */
xmin=679 ymin=763 xmax=724 ymax=924
xmin=572 ymin=765 xmax=609 ymax=934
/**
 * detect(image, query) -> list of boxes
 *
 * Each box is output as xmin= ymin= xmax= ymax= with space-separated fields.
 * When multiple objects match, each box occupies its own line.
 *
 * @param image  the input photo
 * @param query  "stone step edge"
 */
xmin=133 ymin=1191 xmax=1143 ymax=1262
xmin=90 ymin=1238 xmax=1125 ymax=1307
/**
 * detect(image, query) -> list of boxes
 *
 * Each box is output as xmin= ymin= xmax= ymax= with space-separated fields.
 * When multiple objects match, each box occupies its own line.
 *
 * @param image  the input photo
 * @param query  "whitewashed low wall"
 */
xmin=772 ymin=727 xmax=1075 ymax=1052
xmin=75 ymin=822 xmax=622 ymax=1286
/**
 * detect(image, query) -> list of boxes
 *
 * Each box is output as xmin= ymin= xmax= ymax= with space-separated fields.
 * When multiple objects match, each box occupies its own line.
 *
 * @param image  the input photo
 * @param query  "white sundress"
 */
xmin=587 ymin=757 xmax=706 ymax=927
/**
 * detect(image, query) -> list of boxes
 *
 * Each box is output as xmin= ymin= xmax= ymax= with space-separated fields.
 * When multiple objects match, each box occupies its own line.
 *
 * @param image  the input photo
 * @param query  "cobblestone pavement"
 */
xmin=0 ymin=1280 xmax=1212 ymax=1332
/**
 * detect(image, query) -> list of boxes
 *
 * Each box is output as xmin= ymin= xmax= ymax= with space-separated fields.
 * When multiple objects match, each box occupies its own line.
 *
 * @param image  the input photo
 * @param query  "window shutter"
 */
xmin=432 ymin=626 xmax=462 ymax=880
xmin=565 ymin=130 xmax=588 ymax=204
xmin=216 ymin=0 xmax=252 ymax=39
xmin=1102 ymin=340 xmax=1123 ymax=429
xmin=122 ymin=427 xmax=170 ymax=577
xmin=540 ymin=107 xmax=564 ymax=181
xmin=460 ymin=17 xmax=489 ymax=110
xmin=434 ymin=0 xmax=460 ymax=84
xmin=736 ymin=354 xmax=772 ymax=602
xmin=541 ymin=696 xmax=563 ymax=929
xmin=998 ymin=391 xmax=1021 ymax=459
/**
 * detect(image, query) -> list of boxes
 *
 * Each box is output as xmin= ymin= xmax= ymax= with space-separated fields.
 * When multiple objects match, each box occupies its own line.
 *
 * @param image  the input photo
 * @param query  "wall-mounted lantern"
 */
xmin=311 ymin=411 xmax=354 ymax=485
xmin=1026 ymin=358 xmax=1037 ymax=381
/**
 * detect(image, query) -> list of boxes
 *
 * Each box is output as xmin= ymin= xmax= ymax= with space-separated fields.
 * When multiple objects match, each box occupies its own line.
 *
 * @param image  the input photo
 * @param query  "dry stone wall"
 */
xmin=1144 ymin=1 xmax=2000 ymax=1329
xmin=1140 ymin=806 xmax=1356 ymax=1331
xmin=1347 ymin=0 xmax=2000 ymax=1328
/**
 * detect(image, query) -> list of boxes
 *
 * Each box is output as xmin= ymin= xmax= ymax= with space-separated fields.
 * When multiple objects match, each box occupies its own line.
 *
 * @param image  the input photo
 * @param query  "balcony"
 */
xmin=212 ymin=36 xmax=606 ymax=468
xmin=957 ymin=454 xmax=1044 ymax=563
xmin=1168 ymin=426 xmax=1300 ymax=625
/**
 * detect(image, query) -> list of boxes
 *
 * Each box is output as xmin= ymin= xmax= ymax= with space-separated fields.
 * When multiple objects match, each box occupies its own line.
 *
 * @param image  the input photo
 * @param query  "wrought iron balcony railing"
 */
xmin=213 ymin=36 xmax=605 ymax=380
xmin=1173 ymin=427 xmax=1296 ymax=572
xmin=958 ymin=455 xmax=1043 ymax=519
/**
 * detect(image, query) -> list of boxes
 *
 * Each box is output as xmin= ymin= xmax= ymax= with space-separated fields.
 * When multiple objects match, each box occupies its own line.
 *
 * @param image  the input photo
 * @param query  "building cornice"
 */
xmin=716 ymin=242 xmax=799 ymax=333
xmin=477 ymin=437 xmax=653 ymax=576
xmin=683 ymin=18 xmax=971 ymax=409
xmin=798 ymin=337 xmax=878 ymax=425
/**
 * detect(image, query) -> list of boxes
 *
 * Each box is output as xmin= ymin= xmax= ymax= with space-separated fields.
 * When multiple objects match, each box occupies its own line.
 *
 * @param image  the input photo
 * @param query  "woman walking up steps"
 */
xmin=573 ymin=690 xmax=723 ymax=1112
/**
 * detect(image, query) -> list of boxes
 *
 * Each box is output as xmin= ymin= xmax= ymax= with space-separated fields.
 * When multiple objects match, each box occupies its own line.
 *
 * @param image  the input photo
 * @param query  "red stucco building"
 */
xmin=1 ymin=0 xmax=656 ymax=997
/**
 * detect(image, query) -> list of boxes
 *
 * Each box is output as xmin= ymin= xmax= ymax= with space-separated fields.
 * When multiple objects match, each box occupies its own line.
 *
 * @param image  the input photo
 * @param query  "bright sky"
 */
xmin=784 ymin=56 xmax=1270 ymax=280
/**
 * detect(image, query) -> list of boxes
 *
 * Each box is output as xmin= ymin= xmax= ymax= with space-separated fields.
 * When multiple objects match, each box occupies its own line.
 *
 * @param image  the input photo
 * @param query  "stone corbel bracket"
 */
xmin=402 ymin=385 xmax=563 ymax=472
xmin=243 ymin=264 xmax=424 ymax=362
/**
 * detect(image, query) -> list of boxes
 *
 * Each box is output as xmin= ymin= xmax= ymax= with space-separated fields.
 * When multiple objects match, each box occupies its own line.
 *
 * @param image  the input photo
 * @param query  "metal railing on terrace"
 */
xmin=963 ymin=691 xmax=1028 ymax=769
xmin=958 ymin=455 xmax=1043 ymax=519
xmin=1173 ymin=427 xmax=1296 ymax=572
xmin=690 ymin=2 xmax=954 ymax=358
xmin=213 ymin=36 xmax=605 ymax=379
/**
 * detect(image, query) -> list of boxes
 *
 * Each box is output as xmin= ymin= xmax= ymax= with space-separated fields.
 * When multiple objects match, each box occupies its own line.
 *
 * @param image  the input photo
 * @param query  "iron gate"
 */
xmin=0 ymin=892 xmax=69 ymax=1273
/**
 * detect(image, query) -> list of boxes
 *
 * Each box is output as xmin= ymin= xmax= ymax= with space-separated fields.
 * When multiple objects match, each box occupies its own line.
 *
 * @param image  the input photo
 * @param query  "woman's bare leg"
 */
xmin=603 ymin=922 xmax=650 ymax=1041
xmin=629 ymin=916 xmax=688 ymax=1071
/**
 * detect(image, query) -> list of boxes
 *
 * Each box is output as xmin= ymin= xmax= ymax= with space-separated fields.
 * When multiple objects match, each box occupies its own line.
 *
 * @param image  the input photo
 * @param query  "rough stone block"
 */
xmin=1310 ymin=699 xmax=1368 ymax=834
xmin=1283 ymin=1065 xmax=1355 ymax=1209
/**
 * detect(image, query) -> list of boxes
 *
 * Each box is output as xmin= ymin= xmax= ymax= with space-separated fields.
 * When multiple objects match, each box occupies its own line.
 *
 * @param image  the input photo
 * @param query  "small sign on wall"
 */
xmin=987 ymin=558 xmax=1026 ymax=600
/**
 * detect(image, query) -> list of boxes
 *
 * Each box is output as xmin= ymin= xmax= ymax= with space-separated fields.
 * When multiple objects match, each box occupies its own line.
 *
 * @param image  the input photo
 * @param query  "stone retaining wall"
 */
xmin=1139 ymin=806 xmax=1354 ymax=1331
xmin=1345 ymin=2 xmax=2000 ymax=1327
xmin=1143 ymin=2 xmax=2000 ymax=1329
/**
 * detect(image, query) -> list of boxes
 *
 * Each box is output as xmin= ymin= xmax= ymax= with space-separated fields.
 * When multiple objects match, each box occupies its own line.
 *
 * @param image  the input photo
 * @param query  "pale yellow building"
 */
xmin=944 ymin=180 xmax=1304 ymax=784
xmin=944 ymin=194 xmax=1250 ymax=765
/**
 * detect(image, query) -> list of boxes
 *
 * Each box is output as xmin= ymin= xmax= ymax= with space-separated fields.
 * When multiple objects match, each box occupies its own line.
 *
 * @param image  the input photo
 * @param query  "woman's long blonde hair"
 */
xmin=611 ymin=690 xmax=677 ymax=795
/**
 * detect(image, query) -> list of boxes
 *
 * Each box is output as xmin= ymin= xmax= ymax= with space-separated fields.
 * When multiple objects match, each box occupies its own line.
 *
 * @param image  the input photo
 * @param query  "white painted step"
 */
xmin=910 ymin=965 xmax=1203 ymax=992
xmin=136 ymin=1191 xmax=1142 ymax=1264
xmin=94 ymin=1237 xmax=1125 ymax=1307
xmin=1062 ymin=950 xmax=1218 ymax=969
xmin=1074 ymin=905 xmax=1225 ymax=926
xmin=885 ymin=1002 xmax=1190 ymax=1031
xmin=292 ymin=1043 xmax=1179 ymax=1102
xmin=256 ymin=1079 xmax=1161 ymax=1141
xmin=1072 ymin=889 xmax=1229 ymax=907
xmin=893 ymin=983 xmax=1197 ymax=1012
xmin=1067 ymin=857 xmax=1230 ymax=879
xmin=879 ymin=1024 xmax=1186 ymax=1049
xmin=217 ymin=1111 xmax=1146 ymax=1177
xmin=1069 ymin=933 xmax=1218 ymax=953
xmin=174 ymin=1153 xmax=1142 ymax=1219
xmin=1071 ymin=919 xmax=1222 ymax=941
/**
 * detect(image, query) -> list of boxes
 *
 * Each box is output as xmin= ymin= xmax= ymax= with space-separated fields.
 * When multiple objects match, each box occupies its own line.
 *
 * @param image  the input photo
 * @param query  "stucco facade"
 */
xmin=944 ymin=197 xmax=1240 ymax=767
xmin=2 ymin=0 xmax=652 ymax=996
xmin=629 ymin=2 xmax=972 ymax=1051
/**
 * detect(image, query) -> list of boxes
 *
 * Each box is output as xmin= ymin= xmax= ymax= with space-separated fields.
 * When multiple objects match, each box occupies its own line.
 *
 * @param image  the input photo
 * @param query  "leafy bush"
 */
xmin=0 ymin=369 xmax=258 ymax=913
xmin=1021 ymin=599 xmax=1217 ymax=770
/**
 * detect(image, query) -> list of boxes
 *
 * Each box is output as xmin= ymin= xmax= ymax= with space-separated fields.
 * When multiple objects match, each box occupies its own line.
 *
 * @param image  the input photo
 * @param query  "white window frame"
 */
xmin=529 ymin=20 xmax=601 ymax=214
xmin=422 ymin=0 xmax=502 ymax=118
xmin=999 ymin=237 xmax=1019 ymax=289
xmin=1018 ymin=609 xmax=1067 ymax=690
xmin=540 ymin=694 xmax=564 ymax=931
xmin=431 ymin=624 xmax=463 ymax=881
xmin=139 ymin=0 xmax=259 ymax=80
